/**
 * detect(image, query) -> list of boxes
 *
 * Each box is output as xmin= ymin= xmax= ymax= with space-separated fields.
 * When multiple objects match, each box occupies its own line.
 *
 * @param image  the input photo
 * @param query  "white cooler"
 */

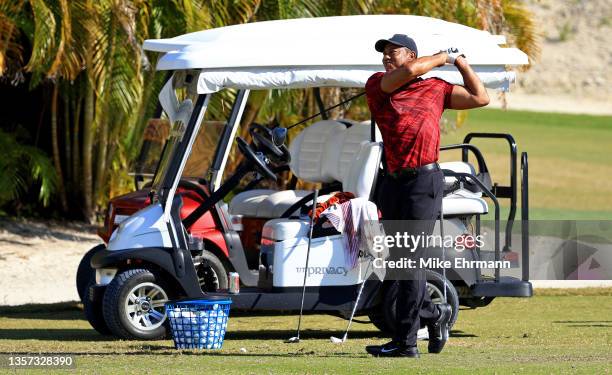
xmin=261 ymin=218 xmax=367 ymax=287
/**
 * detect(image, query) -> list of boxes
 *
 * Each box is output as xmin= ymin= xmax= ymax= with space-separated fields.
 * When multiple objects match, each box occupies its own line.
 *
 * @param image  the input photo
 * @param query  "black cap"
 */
xmin=375 ymin=34 xmax=418 ymax=56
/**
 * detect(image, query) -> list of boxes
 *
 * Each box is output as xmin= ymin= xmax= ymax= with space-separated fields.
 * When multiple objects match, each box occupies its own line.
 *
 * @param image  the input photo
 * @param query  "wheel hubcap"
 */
xmin=197 ymin=263 xmax=220 ymax=292
xmin=427 ymin=282 xmax=453 ymax=325
xmin=125 ymin=282 xmax=168 ymax=331
xmin=427 ymin=283 xmax=445 ymax=304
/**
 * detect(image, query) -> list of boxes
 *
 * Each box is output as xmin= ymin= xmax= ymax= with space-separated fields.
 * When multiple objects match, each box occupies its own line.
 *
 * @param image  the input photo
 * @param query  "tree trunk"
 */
xmin=132 ymin=67 xmax=157 ymax=151
xmin=82 ymin=78 xmax=95 ymax=222
xmin=72 ymin=80 xmax=82 ymax=191
xmin=93 ymin=21 xmax=117 ymax=210
xmin=94 ymin=112 xmax=108 ymax=206
xmin=322 ymin=87 xmax=343 ymax=119
xmin=51 ymin=83 xmax=68 ymax=211
xmin=63 ymin=84 xmax=72 ymax=187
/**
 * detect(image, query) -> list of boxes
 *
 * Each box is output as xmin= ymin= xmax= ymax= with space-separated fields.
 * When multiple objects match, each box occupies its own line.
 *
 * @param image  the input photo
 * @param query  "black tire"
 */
xmin=195 ymin=250 xmax=229 ymax=292
xmin=421 ymin=269 xmax=459 ymax=328
xmin=102 ymin=268 xmax=171 ymax=340
xmin=83 ymin=282 xmax=112 ymax=335
xmin=76 ymin=244 xmax=105 ymax=302
xmin=371 ymin=270 xmax=460 ymax=335
xmin=461 ymin=296 xmax=495 ymax=308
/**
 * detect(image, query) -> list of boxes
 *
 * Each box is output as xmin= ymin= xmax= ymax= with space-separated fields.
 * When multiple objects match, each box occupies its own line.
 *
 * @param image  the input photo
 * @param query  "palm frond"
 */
xmin=500 ymin=0 xmax=540 ymax=66
xmin=0 ymin=1 xmax=27 ymax=77
xmin=27 ymin=147 xmax=58 ymax=205
xmin=24 ymin=0 xmax=57 ymax=84
xmin=0 ymin=129 xmax=57 ymax=206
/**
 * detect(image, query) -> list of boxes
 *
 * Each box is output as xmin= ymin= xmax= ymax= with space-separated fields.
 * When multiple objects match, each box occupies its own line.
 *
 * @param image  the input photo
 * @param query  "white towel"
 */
xmin=320 ymin=198 xmax=388 ymax=278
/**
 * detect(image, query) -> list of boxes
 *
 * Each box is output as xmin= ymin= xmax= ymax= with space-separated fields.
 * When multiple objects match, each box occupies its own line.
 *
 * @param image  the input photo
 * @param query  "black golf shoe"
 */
xmin=366 ymin=341 xmax=420 ymax=358
xmin=427 ymin=303 xmax=452 ymax=354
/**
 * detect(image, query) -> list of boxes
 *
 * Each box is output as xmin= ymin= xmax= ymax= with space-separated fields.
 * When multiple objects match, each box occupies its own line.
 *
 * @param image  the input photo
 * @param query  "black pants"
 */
xmin=378 ymin=169 xmax=444 ymax=347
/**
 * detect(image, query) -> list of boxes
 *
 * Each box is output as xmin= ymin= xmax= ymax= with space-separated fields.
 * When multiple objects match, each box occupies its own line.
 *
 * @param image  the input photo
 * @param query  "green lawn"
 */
xmin=1 ymin=289 xmax=610 ymax=374
xmin=440 ymin=108 xmax=612 ymax=220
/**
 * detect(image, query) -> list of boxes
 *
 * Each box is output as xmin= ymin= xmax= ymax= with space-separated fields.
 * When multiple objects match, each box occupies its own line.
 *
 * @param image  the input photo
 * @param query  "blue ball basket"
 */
xmin=165 ymin=297 xmax=232 ymax=349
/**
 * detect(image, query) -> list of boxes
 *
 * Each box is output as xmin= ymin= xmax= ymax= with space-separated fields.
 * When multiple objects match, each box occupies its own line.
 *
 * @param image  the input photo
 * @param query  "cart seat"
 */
xmin=439 ymin=161 xmax=488 ymax=215
xmin=233 ymin=190 xmax=335 ymax=218
xmin=440 ymin=161 xmax=481 ymax=197
xmin=229 ymin=120 xmax=382 ymax=218
xmin=443 ymin=195 xmax=488 ymax=215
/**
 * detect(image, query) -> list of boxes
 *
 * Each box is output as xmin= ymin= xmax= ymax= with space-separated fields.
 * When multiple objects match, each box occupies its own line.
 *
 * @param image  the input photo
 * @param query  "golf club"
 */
xmin=439 ymin=210 xmax=447 ymax=302
xmin=330 ymin=255 xmax=373 ymax=344
xmin=438 ymin=207 xmax=450 ymax=341
xmin=286 ymin=189 xmax=319 ymax=344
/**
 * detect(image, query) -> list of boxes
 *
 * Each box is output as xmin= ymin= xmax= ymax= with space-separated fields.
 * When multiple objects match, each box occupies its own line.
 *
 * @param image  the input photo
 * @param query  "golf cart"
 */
xmin=80 ymin=15 xmax=533 ymax=340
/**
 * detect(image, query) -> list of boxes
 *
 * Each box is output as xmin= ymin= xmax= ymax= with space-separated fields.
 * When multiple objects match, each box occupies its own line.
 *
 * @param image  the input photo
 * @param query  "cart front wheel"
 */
xmin=102 ymin=268 xmax=171 ymax=340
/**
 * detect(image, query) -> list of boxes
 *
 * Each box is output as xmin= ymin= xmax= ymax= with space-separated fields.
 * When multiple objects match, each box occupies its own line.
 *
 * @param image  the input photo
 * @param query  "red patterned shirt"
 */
xmin=365 ymin=72 xmax=454 ymax=173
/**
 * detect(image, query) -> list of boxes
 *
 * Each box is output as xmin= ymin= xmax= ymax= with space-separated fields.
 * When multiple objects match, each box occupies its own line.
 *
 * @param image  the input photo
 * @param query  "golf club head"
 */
xmin=417 ymin=327 xmax=429 ymax=340
xmin=329 ymin=336 xmax=344 ymax=344
xmin=285 ymin=336 xmax=300 ymax=343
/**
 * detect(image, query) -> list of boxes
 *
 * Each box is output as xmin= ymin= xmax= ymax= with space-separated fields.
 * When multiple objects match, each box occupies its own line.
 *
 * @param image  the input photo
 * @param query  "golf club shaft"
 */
xmin=439 ymin=208 xmax=447 ymax=303
xmin=342 ymin=256 xmax=372 ymax=339
xmin=295 ymin=189 xmax=319 ymax=337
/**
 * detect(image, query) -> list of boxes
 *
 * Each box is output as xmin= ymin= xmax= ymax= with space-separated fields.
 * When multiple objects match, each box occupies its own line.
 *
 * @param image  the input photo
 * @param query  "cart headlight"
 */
xmin=96 ymin=268 xmax=117 ymax=285
xmin=113 ymin=214 xmax=130 ymax=225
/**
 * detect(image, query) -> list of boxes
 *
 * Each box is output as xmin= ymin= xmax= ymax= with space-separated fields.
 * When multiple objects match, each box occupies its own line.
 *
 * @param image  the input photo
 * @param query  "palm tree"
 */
xmin=0 ymin=0 xmax=261 ymax=221
xmin=0 ymin=0 xmax=538 ymax=221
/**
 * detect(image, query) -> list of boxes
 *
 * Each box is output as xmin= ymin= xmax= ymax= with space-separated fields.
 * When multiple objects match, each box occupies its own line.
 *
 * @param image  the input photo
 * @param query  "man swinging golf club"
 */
xmin=365 ymin=34 xmax=489 ymax=358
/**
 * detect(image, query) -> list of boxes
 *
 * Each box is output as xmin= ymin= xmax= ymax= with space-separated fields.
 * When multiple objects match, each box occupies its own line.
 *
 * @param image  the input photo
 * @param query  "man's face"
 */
xmin=382 ymin=43 xmax=416 ymax=72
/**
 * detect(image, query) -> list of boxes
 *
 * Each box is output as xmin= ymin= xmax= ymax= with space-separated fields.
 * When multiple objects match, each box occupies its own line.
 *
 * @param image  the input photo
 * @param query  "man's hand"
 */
xmin=448 ymin=57 xmax=490 ymax=110
xmin=440 ymin=47 xmax=465 ymax=65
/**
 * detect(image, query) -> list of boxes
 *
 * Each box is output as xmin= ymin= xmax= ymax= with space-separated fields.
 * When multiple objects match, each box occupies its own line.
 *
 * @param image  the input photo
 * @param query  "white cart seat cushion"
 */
xmin=229 ymin=190 xmax=333 ymax=218
xmin=440 ymin=161 xmax=488 ymax=215
xmin=256 ymin=191 xmax=334 ymax=218
xmin=324 ymin=121 xmax=382 ymax=182
xmin=228 ymin=189 xmax=277 ymax=216
xmin=442 ymin=196 xmax=488 ymax=215
xmin=343 ymin=141 xmax=382 ymax=199
xmin=262 ymin=218 xmax=311 ymax=241
xmin=439 ymin=161 xmax=475 ymax=185
xmin=439 ymin=161 xmax=482 ymax=198
xmin=288 ymin=120 xmax=346 ymax=182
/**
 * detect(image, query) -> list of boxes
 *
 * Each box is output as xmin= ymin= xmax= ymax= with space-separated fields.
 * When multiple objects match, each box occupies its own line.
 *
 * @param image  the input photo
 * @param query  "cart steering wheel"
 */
xmin=249 ymin=123 xmax=291 ymax=163
xmin=236 ymin=137 xmax=277 ymax=181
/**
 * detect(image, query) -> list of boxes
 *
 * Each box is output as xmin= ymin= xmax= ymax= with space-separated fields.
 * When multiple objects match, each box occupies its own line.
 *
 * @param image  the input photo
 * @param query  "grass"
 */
xmin=440 ymin=108 xmax=612 ymax=220
xmin=0 ymin=289 xmax=611 ymax=374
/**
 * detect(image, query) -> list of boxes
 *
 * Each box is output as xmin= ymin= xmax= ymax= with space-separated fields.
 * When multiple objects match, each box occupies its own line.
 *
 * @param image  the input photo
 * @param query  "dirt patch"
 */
xmin=0 ymin=218 xmax=101 ymax=306
xmin=500 ymin=0 xmax=612 ymax=114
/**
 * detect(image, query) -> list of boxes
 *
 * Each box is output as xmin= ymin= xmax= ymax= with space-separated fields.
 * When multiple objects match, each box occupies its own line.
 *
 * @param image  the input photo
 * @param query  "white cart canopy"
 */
xmin=143 ymin=15 xmax=528 ymax=92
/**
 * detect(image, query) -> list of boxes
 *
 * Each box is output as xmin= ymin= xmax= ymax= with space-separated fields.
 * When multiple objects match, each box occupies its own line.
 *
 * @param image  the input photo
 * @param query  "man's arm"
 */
xmin=381 ymin=54 xmax=447 ymax=93
xmin=448 ymin=56 xmax=490 ymax=110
